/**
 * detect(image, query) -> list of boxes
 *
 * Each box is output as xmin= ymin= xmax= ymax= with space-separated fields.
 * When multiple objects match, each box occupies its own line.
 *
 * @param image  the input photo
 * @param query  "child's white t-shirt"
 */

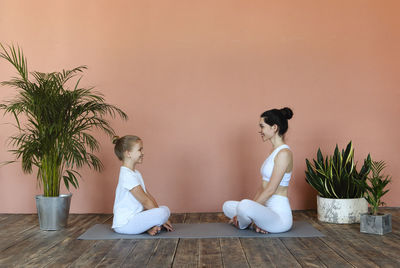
xmin=112 ymin=166 xmax=146 ymax=229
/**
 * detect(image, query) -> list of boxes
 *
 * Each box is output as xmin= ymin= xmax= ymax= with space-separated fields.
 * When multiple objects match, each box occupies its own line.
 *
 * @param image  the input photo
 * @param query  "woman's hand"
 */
xmin=163 ymin=220 xmax=173 ymax=231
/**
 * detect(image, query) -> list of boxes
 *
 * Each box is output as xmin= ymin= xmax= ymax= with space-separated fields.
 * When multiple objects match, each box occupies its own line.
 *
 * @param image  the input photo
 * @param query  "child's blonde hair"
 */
xmin=112 ymin=135 xmax=141 ymax=161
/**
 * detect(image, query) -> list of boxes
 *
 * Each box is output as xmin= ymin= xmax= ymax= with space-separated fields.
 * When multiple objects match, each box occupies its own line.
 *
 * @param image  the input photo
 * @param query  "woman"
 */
xmin=223 ymin=107 xmax=294 ymax=233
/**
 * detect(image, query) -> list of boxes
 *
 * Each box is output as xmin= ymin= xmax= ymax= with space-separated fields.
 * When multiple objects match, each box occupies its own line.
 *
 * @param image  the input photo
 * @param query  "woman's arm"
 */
xmin=252 ymin=185 xmax=265 ymax=201
xmin=254 ymin=149 xmax=292 ymax=204
xmin=130 ymin=186 xmax=158 ymax=210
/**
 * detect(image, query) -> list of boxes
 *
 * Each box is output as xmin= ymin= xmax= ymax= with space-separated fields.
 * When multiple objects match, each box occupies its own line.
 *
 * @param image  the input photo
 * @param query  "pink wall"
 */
xmin=0 ymin=0 xmax=399 ymax=213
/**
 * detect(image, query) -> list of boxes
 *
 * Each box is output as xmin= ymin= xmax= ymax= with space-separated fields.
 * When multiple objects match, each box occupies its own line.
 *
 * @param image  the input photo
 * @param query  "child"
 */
xmin=111 ymin=135 xmax=173 ymax=235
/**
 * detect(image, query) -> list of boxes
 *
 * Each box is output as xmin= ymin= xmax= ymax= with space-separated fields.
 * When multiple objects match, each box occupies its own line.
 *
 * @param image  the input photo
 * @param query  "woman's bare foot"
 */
xmin=147 ymin=226 xmax=161 ymax=236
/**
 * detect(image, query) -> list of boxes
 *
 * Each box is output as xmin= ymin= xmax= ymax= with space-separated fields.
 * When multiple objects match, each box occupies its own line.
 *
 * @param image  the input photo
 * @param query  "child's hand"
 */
xmin=229 ymin=216 xmax=239 ymax=228
xmin=163 ymin=220 xmax=173 ymax=231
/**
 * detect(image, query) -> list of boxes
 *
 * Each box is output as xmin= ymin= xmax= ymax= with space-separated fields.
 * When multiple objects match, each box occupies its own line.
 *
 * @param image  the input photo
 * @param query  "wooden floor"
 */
xmin=0 ymin=209 xmax=399 ymax=267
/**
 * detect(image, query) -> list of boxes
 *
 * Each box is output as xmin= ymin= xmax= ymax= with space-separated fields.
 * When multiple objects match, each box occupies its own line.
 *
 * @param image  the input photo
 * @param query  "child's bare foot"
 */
xmin=228 ymin=216 xmax=239 ymax=228
xmin=147 ymin=226 xmax=161 ymax=236
xmin=253 ymin=223 xmax=268 ymax=234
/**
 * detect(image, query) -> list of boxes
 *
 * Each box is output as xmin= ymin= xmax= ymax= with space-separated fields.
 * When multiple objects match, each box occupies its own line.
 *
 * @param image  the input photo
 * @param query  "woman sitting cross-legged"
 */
xmin=111 ymin=135 xmax=173 ymax=235
xmin=223 ymin=107 xmax=294 ymax=234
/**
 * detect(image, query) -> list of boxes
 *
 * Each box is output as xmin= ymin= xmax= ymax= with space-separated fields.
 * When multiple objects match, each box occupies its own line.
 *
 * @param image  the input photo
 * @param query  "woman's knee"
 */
xmin=158 ymin=206 xmax=170 ymax=223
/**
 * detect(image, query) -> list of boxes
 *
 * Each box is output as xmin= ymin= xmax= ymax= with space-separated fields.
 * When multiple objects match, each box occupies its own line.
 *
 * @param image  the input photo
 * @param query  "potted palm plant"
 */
xmin=358 ymin=160 xmax=392 ymax=235
xmin=0 ymin=44 xmax=127 ymax=230
xmin=305 ymin=141 xmax=371 ymax=223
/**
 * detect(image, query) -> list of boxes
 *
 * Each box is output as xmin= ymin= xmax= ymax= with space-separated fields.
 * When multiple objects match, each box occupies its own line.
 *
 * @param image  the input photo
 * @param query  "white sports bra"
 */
xmin=260 ymin=144 xmax=292 ymax=187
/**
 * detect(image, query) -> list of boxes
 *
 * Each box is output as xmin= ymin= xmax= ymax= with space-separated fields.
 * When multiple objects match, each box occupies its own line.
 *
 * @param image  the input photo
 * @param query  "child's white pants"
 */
xmin=114 ymin=206 xmax=170 ymax=234
xmin=223 ymin=195 xmax=292 ymax=233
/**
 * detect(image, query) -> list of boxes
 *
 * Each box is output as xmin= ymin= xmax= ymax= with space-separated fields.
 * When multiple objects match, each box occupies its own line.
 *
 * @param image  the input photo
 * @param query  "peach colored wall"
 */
xmin=0 ymin=0 xmax=399 ymax=213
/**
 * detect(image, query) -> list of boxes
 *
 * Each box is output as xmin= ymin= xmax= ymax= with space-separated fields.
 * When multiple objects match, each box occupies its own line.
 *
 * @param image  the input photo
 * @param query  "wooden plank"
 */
xmin=292 ymin=210 xmax=312 ymax=222
xmin=378 ymin=233 xmax=400 ymax=254
xmin=298 ymin=237 xmax=353 ymax=267
xmin=42 ymin=239 xmax=94 ymax=268
xmin=197 ymin=212 xmax=224 ymax=267
xmin=313 ymin=210 xmax=400 ymax=266
xmin=341 ymin=230 xmax=400 ymax=267
xmin=68 ymin=240 xmax=117 ymax=267
xmin=220 ymin=238 xmax=249 ymax=268
xmin=0 ymin=214 xmax=90 ymax=266
xmin=199 ymin=238 xmax=223 ymax=268
xmin=0 ymin=214 xmax=13 ymax=223
xmin=174 ymin=212 xmax=224 ymax=268
xmin=169 ymin=213 xmax=186 ymax=224
xmin=303 ymin=211 xmax=380 ymax=268
xmin=252 ymin=210 xmax=347 ymax=267
xmin=200 ymin=212 xmax=226 ymax=223
xmin=0 ymin=227 xmax=37 ymax=252
xmin=1 ymin=210 xmax=400 ymax=267
xmin=95 ymin=239 xmax=137 ymax=268
xmin=241 ymin=237 xmax=302 ymax=268
xmin=147 ymin=239 xmax=179 ymax=268
xmin=0 ymin=214 xmax=23 ymax=225
xmin=184 ymin=213 xmax=201 ymax=223
xmin=263 ymin=238 xmax=302 ymax=267
xmin=103 ymin=215 xmax=113 ymax=225
xmin=346 ymin=213 xmax=400 ymax=266
xmin=280 ymin=237 xmax=328 ymax=267
xmin=172 ymin=239 xmax=199 ymax=268
xmin=380 ymin=208 xmax=400 ymax=217
xmin=0 ymin=214 xmax=38 ymax=238
xmin=240 ymin=238 xmax=274 ymax=267
xmin=0 ymin=215 xmax=39 ymax=252
xmin=121 ymin=239 xmax=159 ymax=267
xmin=18 ymin=214 xmax=111 ymax=267
xmin=383 ymin=210 xmax=400 ymax=236
xmin=31 ymin=214 xmax=112 ymax=268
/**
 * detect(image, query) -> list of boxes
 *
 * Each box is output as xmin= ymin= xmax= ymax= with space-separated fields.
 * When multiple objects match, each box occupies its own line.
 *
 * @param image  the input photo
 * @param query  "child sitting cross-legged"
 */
xmin=111 ymin=135 xmax=173 ymax=235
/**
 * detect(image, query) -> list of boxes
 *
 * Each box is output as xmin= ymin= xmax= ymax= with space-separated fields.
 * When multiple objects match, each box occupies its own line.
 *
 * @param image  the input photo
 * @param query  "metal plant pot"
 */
xmin=360 ymin=213 xmax=392 ymax=235
xmin=35 ymin=194 xmax=72 ymax=230
xmin=317 ymin=196 xmax=368 ymax=224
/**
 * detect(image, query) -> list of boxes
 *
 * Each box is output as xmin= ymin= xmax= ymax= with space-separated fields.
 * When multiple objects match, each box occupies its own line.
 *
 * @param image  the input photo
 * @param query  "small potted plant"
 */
xmin=358 ymin=160 xmax=392 ymax=235
xmin=305 ymin=141 xmax=371 ymax=223
xmin=0 ymin=44 xmax=127 ymax=230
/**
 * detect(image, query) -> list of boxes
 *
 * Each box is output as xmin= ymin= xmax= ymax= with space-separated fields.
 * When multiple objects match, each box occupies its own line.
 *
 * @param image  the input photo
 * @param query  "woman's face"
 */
xmin=259 ymin=117 xmax=277 ymax=142
xmin=127 ymin=140 xmax=144 ymax=164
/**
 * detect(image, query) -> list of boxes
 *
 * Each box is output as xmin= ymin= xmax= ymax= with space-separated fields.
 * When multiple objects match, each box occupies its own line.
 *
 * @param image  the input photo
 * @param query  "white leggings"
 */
xmin=113 ymin=206 xmax=170 ymax=234
xmin=223 ymin=195 xmax=293 ymax=233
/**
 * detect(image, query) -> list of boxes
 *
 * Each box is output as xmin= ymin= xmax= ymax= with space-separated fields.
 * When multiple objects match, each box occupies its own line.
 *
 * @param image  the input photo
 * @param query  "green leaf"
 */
xmin=0 ymin=43 xmax=128 ymax=196
xmin=305 ymin=141 xmax=370 ymax=199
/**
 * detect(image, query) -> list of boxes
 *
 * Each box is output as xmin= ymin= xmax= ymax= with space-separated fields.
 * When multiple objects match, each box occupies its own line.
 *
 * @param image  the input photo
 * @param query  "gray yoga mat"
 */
xmin=77 ymin=221 xmax=324 ymax=240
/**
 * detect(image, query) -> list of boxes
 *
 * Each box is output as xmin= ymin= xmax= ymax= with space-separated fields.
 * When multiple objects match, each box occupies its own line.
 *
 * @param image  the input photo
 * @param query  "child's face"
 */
xmin=127 ymin=140 xmax=144 ymax=164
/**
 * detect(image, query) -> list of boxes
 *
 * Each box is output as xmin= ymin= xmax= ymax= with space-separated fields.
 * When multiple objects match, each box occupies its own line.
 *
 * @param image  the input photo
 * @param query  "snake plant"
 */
xmin=0 ymin=44 xmax=128 ymax=196
xmin=305 ymin=141 xmax=371 ymax=198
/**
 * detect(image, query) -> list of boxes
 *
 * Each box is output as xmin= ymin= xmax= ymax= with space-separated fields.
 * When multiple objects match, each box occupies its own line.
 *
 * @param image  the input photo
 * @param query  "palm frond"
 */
xmin=0 ymin=43 xmax=28 ymax=81
xmin=0 ymin=43 xmax=128 ymax=196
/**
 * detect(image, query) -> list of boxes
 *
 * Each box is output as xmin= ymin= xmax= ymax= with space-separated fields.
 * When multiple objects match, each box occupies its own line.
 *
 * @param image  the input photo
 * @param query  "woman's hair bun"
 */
xmin=112 ymin=136 xmax=120 ymax=144
xmin=280 ymin=107 xmax=293 ymax=120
